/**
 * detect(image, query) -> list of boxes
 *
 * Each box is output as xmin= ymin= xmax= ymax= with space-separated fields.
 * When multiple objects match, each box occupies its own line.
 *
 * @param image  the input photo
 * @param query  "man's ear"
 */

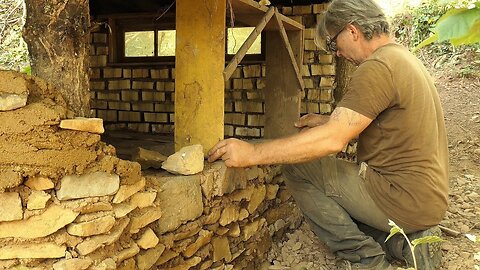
xmin=347 ymin=24 xmax=360 ymax=41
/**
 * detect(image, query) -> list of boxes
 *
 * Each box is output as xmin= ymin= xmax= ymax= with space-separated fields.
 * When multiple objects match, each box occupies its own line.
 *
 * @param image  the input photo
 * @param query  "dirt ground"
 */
xmin=267 ymin=62 xmax=480 ymax=269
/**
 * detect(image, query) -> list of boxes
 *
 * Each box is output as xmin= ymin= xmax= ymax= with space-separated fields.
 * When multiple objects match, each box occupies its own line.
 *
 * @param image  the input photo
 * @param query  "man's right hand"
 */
xmin=294 ymin=113 xmax=330 ymax=132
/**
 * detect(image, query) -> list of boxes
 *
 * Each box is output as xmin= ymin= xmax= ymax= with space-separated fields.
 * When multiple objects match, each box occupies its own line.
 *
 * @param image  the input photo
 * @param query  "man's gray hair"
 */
xmin=315 ymin=0 xmax=390 ymax=47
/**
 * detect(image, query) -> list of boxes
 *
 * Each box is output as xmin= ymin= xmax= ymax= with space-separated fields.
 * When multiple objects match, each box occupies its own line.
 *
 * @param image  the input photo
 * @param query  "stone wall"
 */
xmin=0 ymin=71 xmax=302 ymax=269
xmin=89 ymin=3 xmax=336 ymax=138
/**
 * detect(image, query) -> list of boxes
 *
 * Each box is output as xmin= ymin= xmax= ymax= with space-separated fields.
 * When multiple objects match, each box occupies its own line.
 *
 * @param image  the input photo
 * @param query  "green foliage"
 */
xmin=0 ymin=0 xmax=30 ymax=71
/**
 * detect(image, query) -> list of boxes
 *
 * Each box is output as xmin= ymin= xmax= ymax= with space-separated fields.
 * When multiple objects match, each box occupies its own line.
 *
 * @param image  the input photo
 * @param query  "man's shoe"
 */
xmin=403 ymin=226 xmax=442 ymax=270
xmin=336 ymin=255 xmax=399 ymax=269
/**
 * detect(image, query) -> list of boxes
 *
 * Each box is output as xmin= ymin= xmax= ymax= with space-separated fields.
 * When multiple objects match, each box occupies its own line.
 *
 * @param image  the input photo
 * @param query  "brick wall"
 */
xmin=89 ymin=3 xmax=335 ymax=139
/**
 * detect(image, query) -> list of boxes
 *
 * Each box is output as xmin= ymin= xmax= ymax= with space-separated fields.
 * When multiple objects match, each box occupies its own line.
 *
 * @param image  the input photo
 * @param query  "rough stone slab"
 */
xmin=59 ymin=117 xmax=105 ymax=134
xmin=130 ymin=191 xmax=156 ymax=208
xmin=129 ymin=206 xmax=162 ymax=233
xmin=200 ymin=162 xmax=247 ymax=199
xmin=0 ymin=92 xmax=28 ymax=111
xmin=0 ymin=192 xmax=23 ymax=221
xmin=242 ymin=219 xmax=260 ymax=241
xmin=0 ymin=168 xmax=23 ymax=191
xmin=67 ymin=215 xmax=116 ymax=236
xmin=183 ymin=230 xmax=213 ymax=258
xmin=0 ymin=243 xmax=65 ymax=259
xmin=0 ymin=204 xmax=78 ymax=239
xmin=113 ymin=203 xmax=136 ymax=218
xmin=25 ymin=176 xmax=55 ymax=191
xmin=0 ymin=70 xmax=29 ymax=95
xmin=266 ymin=184 xmax=280 ymax=200
xmin=113 ymin=178 xmax=145 ymax=204
xmin=57 ymin=172 xmax=120 ymax=200
xmin=91 ymin=258 xmax=116 ymax=270
xmin=219 ymin=205 xmax=240 ymax=226
xmin=114 ymin=242 xmax=140 ymax=264
xmin=76 ymin=217 xmax=129 ymax=256
xmin=137 ymin=228 xmax=159 ymax=249
xmin=212 ymin=237 xmax=232 ymax=262
xmin=167 ymin=256 xmax=201 ymax=270
xmin=132 ymin=147 xmax=168 ymax=169
xmin=149 ymin=174 xmax=203 ymax=234
xmin=161 ymin=144 xmax=204 ymax=175
xmin=27 ymin=190 xmax=51 ymax=210
xmin=136 ymin=244 xmax=166 ymax=270
xmin=78 ymin=202 xmax=113 ymax=214
xmin=247 ymin=185 xmax=266 ymax=214
xmin=53 ymin=258 xmax=93 ymax=270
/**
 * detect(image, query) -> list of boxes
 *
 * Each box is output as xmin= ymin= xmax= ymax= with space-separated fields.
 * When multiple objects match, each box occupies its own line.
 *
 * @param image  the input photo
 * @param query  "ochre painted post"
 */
xmin=175 ymin=0 xmax=226 ymax=153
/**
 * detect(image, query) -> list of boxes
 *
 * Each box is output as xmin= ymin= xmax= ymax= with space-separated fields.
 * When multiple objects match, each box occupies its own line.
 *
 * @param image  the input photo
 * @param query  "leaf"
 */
xmin=411 ymin=236 xmax=444 ymax=248
xmin=386 ymin=226 xmax=403 ymax=242
xmin=466 ymin=234 xmax=478 ymax=242
xmin=413 ymin=33 xmax=439 ymax=52
xmin=450 ymin=20 xmax=480 ymax=45
xmin=435 ymin=7 xmax=480 ymax=42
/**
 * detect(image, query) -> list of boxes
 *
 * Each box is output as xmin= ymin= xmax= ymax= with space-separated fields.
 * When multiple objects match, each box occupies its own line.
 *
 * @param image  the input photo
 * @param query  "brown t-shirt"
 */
xmin=338 ymin=43 xmax=449 ymax=229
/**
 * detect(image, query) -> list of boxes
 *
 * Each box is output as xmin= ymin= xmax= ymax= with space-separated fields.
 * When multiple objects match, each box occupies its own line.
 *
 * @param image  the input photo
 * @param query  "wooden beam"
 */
xmin=273 ymin=9 xmax=305 ymax=90
xmin=223 ymin=7 xmax=275 ymax=81
xmin=175 ymin=0 xmax=226 ymax=154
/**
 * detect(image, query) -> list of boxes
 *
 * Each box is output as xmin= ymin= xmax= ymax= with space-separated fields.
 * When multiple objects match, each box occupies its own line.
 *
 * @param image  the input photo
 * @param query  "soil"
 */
xmin=267 ymin=62 xmax=480 ymax=269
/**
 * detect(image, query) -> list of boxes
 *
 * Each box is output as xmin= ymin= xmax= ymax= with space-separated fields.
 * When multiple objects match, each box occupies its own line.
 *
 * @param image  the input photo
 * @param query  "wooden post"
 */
xmin=175 ymin=0 xmax=226 ymax=153
xmin=264 ymin=17 xmax=303 ymax=139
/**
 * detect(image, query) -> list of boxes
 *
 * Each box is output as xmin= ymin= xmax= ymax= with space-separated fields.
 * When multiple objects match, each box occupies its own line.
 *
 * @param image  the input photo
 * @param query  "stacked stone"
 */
xmin=88 ymin=3 xmax=336 ymax=140
xmin=0 ymin=71 xmax=302 ymax=269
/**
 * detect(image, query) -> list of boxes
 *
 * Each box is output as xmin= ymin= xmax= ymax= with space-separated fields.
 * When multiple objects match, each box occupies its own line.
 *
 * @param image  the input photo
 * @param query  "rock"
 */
xmin=0 ymin=92 xmax=28 ymax=111
xmin=137 ymin=228 xmax=159 ymax=249
xmin=167 ymin=257 xmax=201 ymax=270
xmin=0 ymin=168 xmax=23 ymax=191
xmin=129 ymin=206 xmax=162 ymax=233
xmin=183 ymin=230 xmax=214 ymax=257
xmin=129 ymin=190 xmax=156 ymax=208
xmin=53 ymin=258 xmax=93 ymax=270
xmin=113 ymin=203 xmax=136 ymax=218
xmin=0 ymin=243 xmax=65 ymax=259
xmin=212 ymin=237 xmax=232 ymax=262
xmin=200 ymin=162 xmax=248 ymax=199
xmin=243 ymin=219 xmax=260 ymax=241
xmin=0 ymin=204 xmax=78 ymax=239
xmin=66 ymin=215 xmax=116 ymax=236
xmin=113 ymin=178 xmax=146 ymax=204
xmin=91 ymin=258 xmax=116 ymax=270
xmin=161 ymin=144 xmax=204 ymax=175
xmin=57 ymin=172 xmax=120 ymax=200
xmin=114 ymin=243 xmax=140 ymax=264
xmin=149 ymin=174 xmax=203 ymax=234
xmin=0 ymin=192 xmax=23 ymax=221
xmin=59 ymin=117 xmax=105 ymax=134
xmin=27 ymin=190 xmax=51 ymax=210
xmin=25 ymin=176 xmax=55 ymax=190
xmin=219 ymin=205 xmax=240 ymax=226
xmin=76 ymin=217 xmax=129 ymax=255
xmin=132 ymin=147 xmax=168 ymax=169
xmin=248 ymin=185 xmax=266 ymax=213
xmin=136 ymin=244 xmax=166 ymax=270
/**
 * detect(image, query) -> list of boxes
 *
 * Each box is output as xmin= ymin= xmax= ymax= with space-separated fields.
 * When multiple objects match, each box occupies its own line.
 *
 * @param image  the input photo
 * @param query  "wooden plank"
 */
xmin=227 ymin=0 xmax=303 ymax=30
xmin=175 ymin=0 xmax=226 ymax=153
xmin=223 ymin=7 xmax=275 ymax=81
xmin=264 ymin=30 xmax=301 ymax=139
xmin=273 ymin=10 xmax=305 ymax=90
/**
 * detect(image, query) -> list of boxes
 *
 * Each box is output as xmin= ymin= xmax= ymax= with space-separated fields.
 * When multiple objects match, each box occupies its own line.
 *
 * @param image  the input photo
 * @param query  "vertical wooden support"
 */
xmin=264 ymin=28 xmax=303 ymax=139
xmin=175 ymin=0 xmax=226 ymax=153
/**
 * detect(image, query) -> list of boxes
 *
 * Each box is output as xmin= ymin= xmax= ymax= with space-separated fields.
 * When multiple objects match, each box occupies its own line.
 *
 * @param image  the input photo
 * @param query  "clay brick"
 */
xmin=247 ymin=114 xmax=264 ymax=126
xmin=234 ymin=101 xmax=243 ymax=112
xmin=304 ymin=40 xmax=317 ymax=51
xmin=300 ymin=102 xmax=307 ymax=114
xmin=171 ymin=68 xmax=175 ymax=79
xmin=225 ymin=102 xmax=233 ymax=112
xmin=108 ymin=101 xmax=131 ymax=110
xmin=89 ymin=68 xmax=101 ymax=79
xmin=246 ymin=91 xmax=263 ymax=100
xmin=128 ymin=123 xmax=150 ymax=133
xmin=320 ymin=103 xmax=332 ymax=114
xmin=225 ymin=79 xmax=232 ymax=90
xmin=232 ymin=91 xmax=242 ymax=100
xmin=322 ymin=65 xmax=336 ymax=75
xmin=303 ymin=51 xmax=315 ymax=64
xmin=151 ymin=124 xmax=174 ymax=133
xmin=262 ymin=65 xmax=266 ymax=76
xmin=155 ymin=103 xmax=174 ymax=112
xmin=121 ymin=90 xmax=139 ymax=101
xmin=90 ymin=55 xmax=107 ymax=67
xmin=224 ymin=125 xmax=234 ymax=137
xmin=119 ymin=111 xmax=141 ymax=122
xmin=320 ymin=89 xmax=333 ymax=102
xmin=225 ymin=113 xmax=245 ymax=125
xmin=292 ymin=5 xmax=312 ymax=15
xmin=106 ymin=111 xmax=117 ymax=122
xmin=132 ymin=103 xmax=154 ymax=112
xmin=281 ymin=6 xmax=292 ymax=15
xmin=91 ymin=100 xmax=107 ymax=109
xmin=89 ymin=81 xmax=105 ymax=90
xmin=108 ymin=80 xmax=130 ymax=90
xmin=164 ymin=82 xmax=175 ymax=91
xmin=310 ymin=64 xmax=322 ymax=75
xmin=287 ymin=15 xmax=303 ymax=24
xmin=307 ymin=102 xmax=319 ymax=113
xmin=303 ymin=15 xmax=316 ymax=28
xmin=303 ymin=78 xmax=314 ymax=89
xmin=169 ymin=113 xmax=174 ymax=122
xmin=302 ymin=65 xmax=311 ymax=76
xmin=97 ymin=92 xmax=120 ymax=100
xmin=313 ymin=4 xmax=326 ymax=14
xmin=307 ymin=89 xmax=320 ymax=101
xmin=256 ymin=78 xmax=266 ymax=89
xmin=132 ymin=81 xmax=155 ymax=90
xmin=96 ymin=46 xmax=108 ymax=55
xmin=245 ymin=101 xmax=263 ymax=113
xmin=319 ymin=54 xmax=334 ymax=64
xmin=156 ymin=81 xmax=165 ymax=91
xmin=304 ymin=28 xmax=315 ymax=40
xmin=235 ymin=127 xmax=261 ymax=137
xmin=144 ymin=113 xmax=168 ymax=123
xmin=320 ymin=76 xmax=335 ymax=87
xmin=123 ymin=69 xmax=132 ymax=78
xmin=231 ymin=68 xmax=242 ymax=79
xmin=154 ymin=92 xmax=166 ymax=101
xmin=232 ymin=79 xmax=243 ymax=89
xmin=243 ymin=65 xmax=261 ymax=78
xmin=151 ymin=69 xmax=170 ymax=79
xmin=132 ymin=69 xmax=149 ymax=78
xmin=103 ymin=68 xmax=122 ymax=78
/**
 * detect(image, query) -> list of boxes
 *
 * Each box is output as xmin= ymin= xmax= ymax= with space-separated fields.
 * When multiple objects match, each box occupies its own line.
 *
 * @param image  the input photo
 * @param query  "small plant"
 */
xmin=386 ymin=219 xmax=444 ymax=270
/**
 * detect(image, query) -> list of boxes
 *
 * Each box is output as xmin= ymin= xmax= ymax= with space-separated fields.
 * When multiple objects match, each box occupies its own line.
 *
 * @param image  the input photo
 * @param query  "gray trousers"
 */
xmin=283 ymin=156 xmax=406 ymax=263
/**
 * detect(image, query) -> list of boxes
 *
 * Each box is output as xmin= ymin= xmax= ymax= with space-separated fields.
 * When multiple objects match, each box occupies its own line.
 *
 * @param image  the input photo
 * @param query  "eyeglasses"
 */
xmin=326 ymin=23 xmax=349 ymax=52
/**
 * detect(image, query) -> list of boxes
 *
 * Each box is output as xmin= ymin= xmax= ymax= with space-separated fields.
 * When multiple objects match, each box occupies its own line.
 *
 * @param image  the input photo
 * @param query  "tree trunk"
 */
xmin=23 ymin=0 xmax=90 ymax=116
xmin=334 ymin=57 xmax=356 ymax=104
